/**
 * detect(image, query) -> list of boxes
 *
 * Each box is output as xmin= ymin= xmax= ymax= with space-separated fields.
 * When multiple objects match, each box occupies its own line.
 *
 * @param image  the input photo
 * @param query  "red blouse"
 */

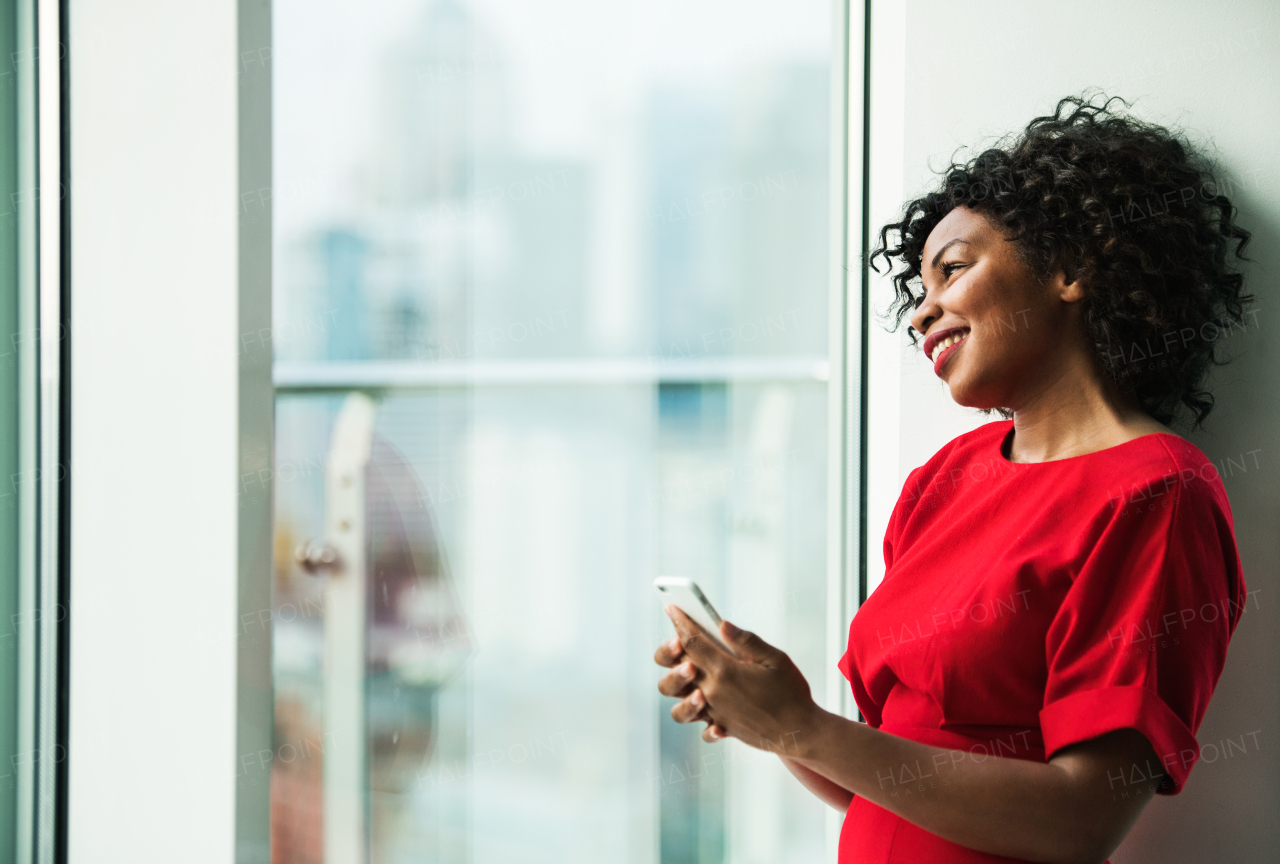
xmin=837 ymin=420 xmax=1246 ymax=864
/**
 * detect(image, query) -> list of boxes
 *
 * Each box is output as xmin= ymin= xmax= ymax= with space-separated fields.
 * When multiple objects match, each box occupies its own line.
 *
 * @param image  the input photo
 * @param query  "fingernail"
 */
xmin=690 ymin=690 xmax=705 ymax=709
xmin=677 ymin=662 xmax=694 ymax=678
xmin=667 ymin=637 xmax=681 ymax=652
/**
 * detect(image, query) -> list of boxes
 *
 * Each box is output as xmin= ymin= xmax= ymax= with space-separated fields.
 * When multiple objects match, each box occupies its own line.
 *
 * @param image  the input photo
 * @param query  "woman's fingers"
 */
xmin=670 ymin=688 xmax=708 ymax=724
xmin=653 ymin=636 xmax=685 ymax=668
xmin=665 ymin=606 xmax=730 ymax=671
xmin=657 ymin=661 xmax=699 ymax=698
xmin=701 ymin=723 xmax=727 ymax=744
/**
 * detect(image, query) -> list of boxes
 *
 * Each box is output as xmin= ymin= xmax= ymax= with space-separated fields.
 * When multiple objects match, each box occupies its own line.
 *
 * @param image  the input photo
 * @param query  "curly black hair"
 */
xmin=870 ymin=94 xmax=1252 ymax=427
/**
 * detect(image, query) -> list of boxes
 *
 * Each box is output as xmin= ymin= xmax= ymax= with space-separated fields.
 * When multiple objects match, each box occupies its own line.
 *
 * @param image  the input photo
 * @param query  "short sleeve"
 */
xmin=1038 ymin=468 xmax=1245 ymax=794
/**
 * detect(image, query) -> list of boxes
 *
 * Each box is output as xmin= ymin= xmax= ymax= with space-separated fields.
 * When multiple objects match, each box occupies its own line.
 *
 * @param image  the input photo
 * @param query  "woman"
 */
xmin=654 ymin=96 xmax=1250 ymax=864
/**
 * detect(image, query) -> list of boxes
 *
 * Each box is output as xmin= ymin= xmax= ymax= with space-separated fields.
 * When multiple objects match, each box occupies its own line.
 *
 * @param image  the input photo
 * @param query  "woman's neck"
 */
xmin=1005 ymin=349 xmax=1170 ymax=463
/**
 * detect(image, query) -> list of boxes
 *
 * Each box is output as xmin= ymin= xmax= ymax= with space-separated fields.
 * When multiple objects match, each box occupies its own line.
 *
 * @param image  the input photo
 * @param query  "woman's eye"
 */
xmin=940 ymin=262 xmax=965 ymax=278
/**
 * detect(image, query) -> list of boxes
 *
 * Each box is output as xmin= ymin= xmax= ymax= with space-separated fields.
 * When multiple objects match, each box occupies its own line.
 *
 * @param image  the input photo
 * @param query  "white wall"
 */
xmin=68 ymin=1 xmax=240 ymax=861
xmin=866 ymin=1 xmax=1280 ymax=858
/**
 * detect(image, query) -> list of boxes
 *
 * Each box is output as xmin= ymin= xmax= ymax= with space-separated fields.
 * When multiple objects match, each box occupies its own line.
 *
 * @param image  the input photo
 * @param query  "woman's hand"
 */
xmin=653 ymin=631 xmax=728 ymax=741
xmin=658 ymin=606 xmax=819 ymax=753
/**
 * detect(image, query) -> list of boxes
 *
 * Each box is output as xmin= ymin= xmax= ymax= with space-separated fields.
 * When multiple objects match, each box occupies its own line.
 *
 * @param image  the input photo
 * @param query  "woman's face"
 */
xmin=909 ymin=206 xmax=1086 ymax=411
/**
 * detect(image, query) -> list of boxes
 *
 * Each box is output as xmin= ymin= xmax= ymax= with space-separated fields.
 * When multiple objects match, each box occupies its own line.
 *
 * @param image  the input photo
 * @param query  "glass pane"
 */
xmin=271 ymin=2 xmax=834 ymax=862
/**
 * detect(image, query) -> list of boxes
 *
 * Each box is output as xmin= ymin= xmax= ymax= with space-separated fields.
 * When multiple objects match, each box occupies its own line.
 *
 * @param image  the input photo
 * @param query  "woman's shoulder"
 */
xmin=1140 ymin=432 xmax=1221 ymax=473
xmin=1083 ymin=431 xmax=1221 ymax=490
xmin=1103 ymin=432 xmax=1235 ymax=517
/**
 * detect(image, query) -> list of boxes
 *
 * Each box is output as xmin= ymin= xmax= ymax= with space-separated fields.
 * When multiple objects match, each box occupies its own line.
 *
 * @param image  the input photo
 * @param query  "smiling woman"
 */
xmin=655 ymin=95 xmax=1251 ymax=864
xmin=876 ymin=95 xmax=1252 ymax=429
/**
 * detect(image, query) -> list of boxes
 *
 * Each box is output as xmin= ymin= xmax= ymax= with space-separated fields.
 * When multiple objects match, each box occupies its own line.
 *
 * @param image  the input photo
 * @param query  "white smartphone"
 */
xmin=653 ymin=577 xmax=735 ymax=655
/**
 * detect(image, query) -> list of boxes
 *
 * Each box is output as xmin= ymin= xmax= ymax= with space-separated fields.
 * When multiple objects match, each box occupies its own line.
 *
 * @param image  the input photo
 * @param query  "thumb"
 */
xmin=720 ymin=620 xmax=776 ymax=664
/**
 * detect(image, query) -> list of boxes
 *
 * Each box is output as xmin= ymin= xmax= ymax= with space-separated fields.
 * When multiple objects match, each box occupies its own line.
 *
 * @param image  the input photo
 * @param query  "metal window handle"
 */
xmin=295 ymin=540 xmax=342 ymax=573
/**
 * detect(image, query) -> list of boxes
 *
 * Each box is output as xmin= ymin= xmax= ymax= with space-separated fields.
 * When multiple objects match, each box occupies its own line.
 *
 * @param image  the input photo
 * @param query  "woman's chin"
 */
xmin=945 ymin=381 xmax=1004 ymax=412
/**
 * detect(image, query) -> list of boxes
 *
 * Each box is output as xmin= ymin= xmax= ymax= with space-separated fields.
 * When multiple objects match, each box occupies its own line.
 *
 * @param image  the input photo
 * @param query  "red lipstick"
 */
xmin=922 ymin=327 xmax=970 ymax=377
xmin=932 ymin=338 xmax=964 ymax=375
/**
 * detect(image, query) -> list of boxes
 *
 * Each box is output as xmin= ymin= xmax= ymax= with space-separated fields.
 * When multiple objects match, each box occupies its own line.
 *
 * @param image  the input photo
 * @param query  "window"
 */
xmin=271 ymin=2 xmax=842 ymax=861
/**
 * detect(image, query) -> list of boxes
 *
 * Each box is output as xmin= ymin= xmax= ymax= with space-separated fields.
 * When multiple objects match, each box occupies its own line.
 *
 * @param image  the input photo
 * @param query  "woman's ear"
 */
xmin=1057 ymin=258 xmax=1091 ymax=303
xmin=1059 ymin=275 xmax=1088 ymax=303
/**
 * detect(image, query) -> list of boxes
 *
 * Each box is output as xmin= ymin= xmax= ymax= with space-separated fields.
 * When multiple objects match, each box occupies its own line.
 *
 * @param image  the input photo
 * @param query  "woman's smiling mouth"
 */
xmin=923 ymin=327 xmax=970 ymax=376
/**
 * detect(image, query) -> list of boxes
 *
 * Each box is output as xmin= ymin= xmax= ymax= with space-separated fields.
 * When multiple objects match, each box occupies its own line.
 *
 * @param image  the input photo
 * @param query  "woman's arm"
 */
xmin=789 ymin=709 xmax=1157 ymax=864
xmin=779 ymin=756 xmax=854 ymax=811
xmin=658 ymin=609 xmax=1160 ymax=864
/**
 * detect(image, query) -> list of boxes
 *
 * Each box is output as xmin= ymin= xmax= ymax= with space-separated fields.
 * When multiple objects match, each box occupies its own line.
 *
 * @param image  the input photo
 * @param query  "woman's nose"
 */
xmin=910 ymin=292 xmax=941 ymax=336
